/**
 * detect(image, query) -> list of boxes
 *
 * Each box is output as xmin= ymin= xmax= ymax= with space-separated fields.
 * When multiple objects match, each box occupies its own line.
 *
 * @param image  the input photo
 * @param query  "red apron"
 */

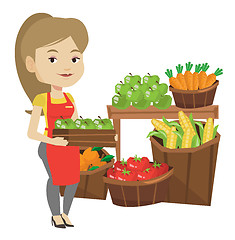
xmin=46 ymin=92 xmax=80 ymax=185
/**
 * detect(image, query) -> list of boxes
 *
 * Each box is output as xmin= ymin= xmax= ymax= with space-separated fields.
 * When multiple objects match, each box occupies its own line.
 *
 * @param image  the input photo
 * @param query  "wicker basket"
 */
xmin=169 ymin=80 xmax=219 ymax=108
xmin=103 ymin=167 xmax=174 ymax=207
xmin=60 ymin=148 xmax=114 ymax=200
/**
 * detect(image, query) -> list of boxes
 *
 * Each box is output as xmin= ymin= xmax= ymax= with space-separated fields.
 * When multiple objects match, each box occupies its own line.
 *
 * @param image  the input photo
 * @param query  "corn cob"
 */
xmin=178 ymin=111 xmax=196 ymax=136
xmin=151 ymin=119 xmax=171 ymax=135
xmin=166 ymin=126 xmax=177 ymax=149
xmin=181 ymin=128 xmax=194 ymax=148
xmin=202 ymin=118 xmax=214 ymax=144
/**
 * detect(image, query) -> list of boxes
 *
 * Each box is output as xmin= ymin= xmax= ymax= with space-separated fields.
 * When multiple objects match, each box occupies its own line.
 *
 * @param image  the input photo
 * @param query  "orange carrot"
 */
xmin=193 ymin=64 xmax=202 ymax=90
xmin=205 ymin=68 xmax=223 ymax=88
xmin=176 ymin=64 xmax=187 ymax=90
xmin=198 ymin=63 xmax=210 ymax=89
xmin=165 ymin=69 xmax=183 ymax=89
xmin=184 ymin=62 xmax=194 ymax=90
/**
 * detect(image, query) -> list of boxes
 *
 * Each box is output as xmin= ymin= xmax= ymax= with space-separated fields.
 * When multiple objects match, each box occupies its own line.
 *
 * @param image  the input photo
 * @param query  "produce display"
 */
xmin=54 ymin=116 xmax=113 ymax=130
xmin=165 ymin=62 xmax=223 ymax=90
xmin=112 ymin=73 xmax=172 ymax=110
xmin=147 ymin=110 xmax=218 ymax=149
xmin=107 ymin=156 xmax=169 ymax=181
xmin=80 ymin=147 xmax=114 ymax=171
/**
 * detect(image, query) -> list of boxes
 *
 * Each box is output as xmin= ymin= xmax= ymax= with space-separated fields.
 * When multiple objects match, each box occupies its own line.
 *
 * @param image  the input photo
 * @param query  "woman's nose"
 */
xmin=64 ymin=68 xmax=71 ymax=71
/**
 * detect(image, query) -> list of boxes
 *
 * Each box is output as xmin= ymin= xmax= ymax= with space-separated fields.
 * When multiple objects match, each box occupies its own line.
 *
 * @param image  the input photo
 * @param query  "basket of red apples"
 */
xmin=103 ymin=155 xmax=174 ymax=207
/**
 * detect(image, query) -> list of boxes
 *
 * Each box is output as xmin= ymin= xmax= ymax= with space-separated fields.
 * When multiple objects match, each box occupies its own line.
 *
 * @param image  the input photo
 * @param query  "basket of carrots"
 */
xmin=148 ymin=111 xmax=220 ymax=206
xmin=165 ymin=62 xmax=222 ymax=108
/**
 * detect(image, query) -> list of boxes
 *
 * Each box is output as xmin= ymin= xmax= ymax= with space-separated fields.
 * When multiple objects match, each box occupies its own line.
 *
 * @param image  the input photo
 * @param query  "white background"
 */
xmin=0 ymin=0 xmax=234 ymax=239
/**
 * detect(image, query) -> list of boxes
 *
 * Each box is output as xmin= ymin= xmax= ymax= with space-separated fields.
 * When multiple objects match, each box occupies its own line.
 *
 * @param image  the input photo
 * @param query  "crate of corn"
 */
xmin=147 ymin=111 xmax=220 ymax=206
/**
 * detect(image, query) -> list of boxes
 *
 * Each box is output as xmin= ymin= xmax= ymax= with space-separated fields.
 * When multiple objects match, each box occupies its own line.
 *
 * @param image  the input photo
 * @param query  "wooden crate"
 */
xmin=150 ymin=122 xmax=220 ymax=206
xmin=53 ymin=129 xmax=117 ymax=147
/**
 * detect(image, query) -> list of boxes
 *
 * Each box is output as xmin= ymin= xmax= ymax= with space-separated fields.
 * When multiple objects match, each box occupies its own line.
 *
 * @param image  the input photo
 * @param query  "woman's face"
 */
xmin=27 ymin=36 xmax=84 ymax=88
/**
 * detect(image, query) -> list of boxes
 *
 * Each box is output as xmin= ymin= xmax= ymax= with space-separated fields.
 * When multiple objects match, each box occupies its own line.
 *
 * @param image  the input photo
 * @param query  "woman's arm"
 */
xmin=27 ymin=105 xmax=68 ymax=146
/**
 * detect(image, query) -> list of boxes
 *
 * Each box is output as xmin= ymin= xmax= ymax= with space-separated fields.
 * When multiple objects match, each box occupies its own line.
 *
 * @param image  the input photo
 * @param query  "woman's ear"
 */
xmin=25 ymin=56 xmax=36 ymax=73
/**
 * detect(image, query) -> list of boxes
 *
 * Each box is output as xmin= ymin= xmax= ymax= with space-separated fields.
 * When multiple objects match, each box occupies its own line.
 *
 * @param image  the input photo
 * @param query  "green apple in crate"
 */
xmin=124 ymin=74 xmax=132 ymax=84
xmin=55 ymin=119 xmax=64 ymax=129
xmin=84 ymin=118 xmax=94 ymax=125
xmin=102 ymin=118 xmax=113 ymax=129
xmin=129 ymin=75 xmax=141 ymax=88
xmin=124 ymin=73 xmax=141 ymax=87
xmin=94 ymin=116 xmax=113 ymax=129
xmin=64 ymin=119 xmax=77 ymax=129
xmin=115 ymin=81 xmax=131 ymax=95
xmin=132 ymin=82 xmax=141 ymax=91
xmin=126 ymin=88 xmax=144 ymax=102
xmin=156 ymin=83 xmax=168 ymax=96
xmin=97 ymin=119 xmax=113 ymax=130
xmin=55 ymin=118 xmax=76 ymax=129
xmin=74 ymin=119 xmax=82 ymax=129
xmin=144 ymin=88 xmax=161 ymax=102
xmin=93 ymin=118 xmax=101 ymax=126
xmin=153 ymin=95 xmax=172 ymax=109
xmin=79 ymin=117 xmax=97 ymax=129
xmin=132 ymin=99 xmax=151 ymax=109
xmin=139 ymin=84 xmax=149 ymax=93
xmin=112 ymin=93 xmax=131 ymax=109
xmin=143 ymin=73 xmax=160 ymax=90
xmin=79 ymin=120 xmax=97 ymax=129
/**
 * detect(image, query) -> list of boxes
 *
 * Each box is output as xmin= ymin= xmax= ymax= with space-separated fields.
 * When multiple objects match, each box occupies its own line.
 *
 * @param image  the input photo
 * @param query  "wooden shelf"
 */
xmin=107 ymin=105 xmax=219 ymax=119
xmin=106 ymin=105 xmax=219 ymax=161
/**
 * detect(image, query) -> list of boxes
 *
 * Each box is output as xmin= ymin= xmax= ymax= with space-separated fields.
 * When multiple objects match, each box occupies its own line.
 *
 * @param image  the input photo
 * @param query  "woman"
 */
xmin=15 ymin=13 xmax=89 ymax=228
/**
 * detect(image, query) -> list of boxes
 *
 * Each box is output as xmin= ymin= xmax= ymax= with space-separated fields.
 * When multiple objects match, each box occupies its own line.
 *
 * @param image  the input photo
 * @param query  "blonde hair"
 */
xmin=15 ymin=13 xmax=89 ymax=106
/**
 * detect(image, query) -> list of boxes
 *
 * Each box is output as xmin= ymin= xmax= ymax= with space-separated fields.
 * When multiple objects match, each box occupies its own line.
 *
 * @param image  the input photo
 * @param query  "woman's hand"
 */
xmin=50 ymin=137 xmax=68 ymax=146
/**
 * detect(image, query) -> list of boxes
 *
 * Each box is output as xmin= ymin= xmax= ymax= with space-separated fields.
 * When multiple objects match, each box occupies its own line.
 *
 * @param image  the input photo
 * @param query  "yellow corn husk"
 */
xmin=202 ymin=118 xmax=214 ymax=144
xmin=151 ymin=119 xmax=171 ymax=135
xmin=178 ymin=111 xmax=196 ymax=136
xmin=181 ymin=128 xmax=194 ymax=148
xmin=166 ymin=126 xmax=177 ymax=149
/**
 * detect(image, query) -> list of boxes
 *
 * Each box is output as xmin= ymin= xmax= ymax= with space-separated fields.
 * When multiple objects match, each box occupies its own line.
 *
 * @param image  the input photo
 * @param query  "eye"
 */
xmin=71 ymin=57 xmax=80 ymax=63
xmin=48 ymin=57 xmax=57 ymax=63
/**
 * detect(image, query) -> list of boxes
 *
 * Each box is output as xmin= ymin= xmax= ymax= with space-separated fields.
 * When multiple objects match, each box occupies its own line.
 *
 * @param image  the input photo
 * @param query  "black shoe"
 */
xmin=61 ymin=214 xmax=74 ymax=227
xmin=51 ymin=216 xmax=66 ymax=228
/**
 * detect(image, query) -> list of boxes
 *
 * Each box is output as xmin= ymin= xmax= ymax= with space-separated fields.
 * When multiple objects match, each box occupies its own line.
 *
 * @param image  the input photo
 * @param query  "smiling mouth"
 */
xmin=58 ymin=73 xmax=73 ymax=77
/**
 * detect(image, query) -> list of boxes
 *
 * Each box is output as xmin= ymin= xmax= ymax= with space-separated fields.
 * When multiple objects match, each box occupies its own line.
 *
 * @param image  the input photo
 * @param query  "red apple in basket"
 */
xmin=114 ymin=159 xmax=128 ymax=172
xmin=150 ymin=162 xmax=169 ymax=177
xmin=127 ymin=155 xmax=150 ymax=172
xmin=137 ymin=167 xmax=156 ymax=181
xmin=107 ymin=168 xmax=116 ymax=179
xmin=116 ymin=168 xmax=138 ymax=181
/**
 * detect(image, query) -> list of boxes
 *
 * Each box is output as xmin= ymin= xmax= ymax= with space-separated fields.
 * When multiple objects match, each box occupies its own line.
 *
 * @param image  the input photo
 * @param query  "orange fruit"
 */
xmin=80 ymin=153 xmax=92 ymax=171
xmin=83 ymin=147 xmax=99 ymax=162
xmin=93 ymin=158 xmax=107 ymax=167
xmin=80 ymin=161 xmax=89 ymax=171
xmin=80 ymin=154 xmax=86 ymax=163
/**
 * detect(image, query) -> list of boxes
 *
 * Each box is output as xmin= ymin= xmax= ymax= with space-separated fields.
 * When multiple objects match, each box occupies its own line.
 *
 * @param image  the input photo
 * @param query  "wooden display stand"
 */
xmin=107 ymin=105 xmax=219 ymax=161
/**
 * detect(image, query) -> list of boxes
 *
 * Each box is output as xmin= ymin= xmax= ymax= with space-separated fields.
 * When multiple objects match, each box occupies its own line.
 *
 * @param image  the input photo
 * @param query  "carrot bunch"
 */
xmin=198 ymin=63 xmax=210 ymax=89
xmin=185 ymin=62 xmax=194 ymax=90
xmin=176 ymin=64 xmax=187 ymax=90
xmin=165 ymin=62 xmax=223 ymax=90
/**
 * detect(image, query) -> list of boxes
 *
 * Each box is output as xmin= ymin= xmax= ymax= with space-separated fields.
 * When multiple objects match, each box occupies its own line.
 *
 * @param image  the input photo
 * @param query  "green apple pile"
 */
xmin=54 ymin=116 xmax=113 ymax=130
xmin=112 ymin=73 xmax=172 ymax=110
